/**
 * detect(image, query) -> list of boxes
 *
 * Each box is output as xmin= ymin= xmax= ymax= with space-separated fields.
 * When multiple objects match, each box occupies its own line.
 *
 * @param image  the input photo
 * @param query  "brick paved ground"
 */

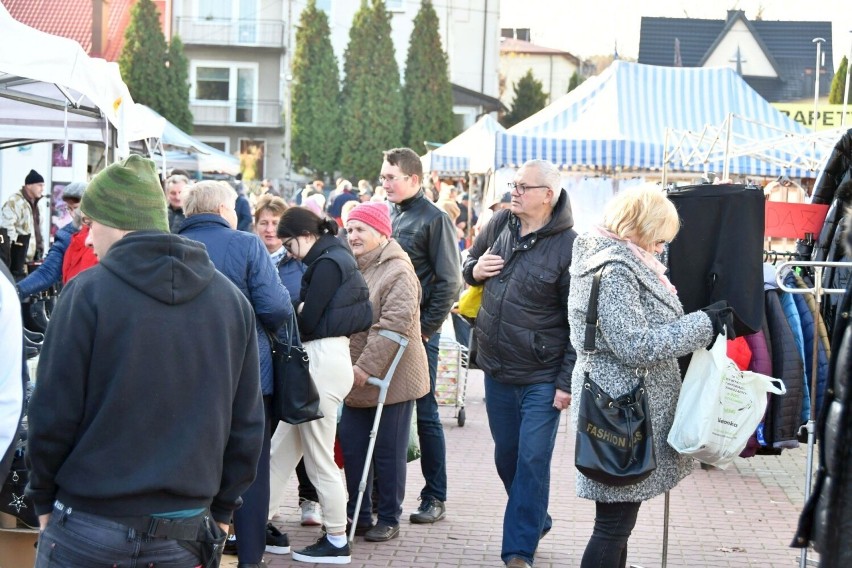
xmin=226 ymin=368 xmax=818 ymax=568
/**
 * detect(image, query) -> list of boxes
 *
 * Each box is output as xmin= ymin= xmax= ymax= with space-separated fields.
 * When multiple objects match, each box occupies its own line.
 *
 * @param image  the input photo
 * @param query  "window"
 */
xmin=192 ymin=61 xmax=259 ymax=124
xmin=196 ymin=67 xmax=230 ymax=101
xmin=198 ymin=0 xmax=230 ymax=19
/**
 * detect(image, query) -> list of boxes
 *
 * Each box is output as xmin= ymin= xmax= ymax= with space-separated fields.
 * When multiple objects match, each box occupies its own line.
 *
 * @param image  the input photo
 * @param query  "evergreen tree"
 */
xmin=340 ymin=0 xmax=404 ymax=182
xmin=829 ymin=56 xmax=851 ymax=105
xmin=501 ymin=70 xmax=547 ymax=128
xmin=402 ymin=0 xmax=455 ymax=151
xmin=291 ymin=0 xmax=340 ymax=178
xmin=567 ymin=70 xmax=585 ymax=94
xmin=119 ymin=0 xmax=170 ymax=115
xmin=165 ymin=36 xmax=193 ymax=133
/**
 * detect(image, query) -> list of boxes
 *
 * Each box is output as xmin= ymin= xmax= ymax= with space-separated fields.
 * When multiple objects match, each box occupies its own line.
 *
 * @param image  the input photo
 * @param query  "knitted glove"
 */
xmin=701 ymin=301 xmax=734 ymax=347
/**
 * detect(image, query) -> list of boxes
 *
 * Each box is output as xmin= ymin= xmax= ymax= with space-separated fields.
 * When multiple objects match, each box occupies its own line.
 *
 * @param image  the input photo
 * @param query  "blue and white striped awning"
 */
xmin=496 ymin=61 xmax=822 ymax=177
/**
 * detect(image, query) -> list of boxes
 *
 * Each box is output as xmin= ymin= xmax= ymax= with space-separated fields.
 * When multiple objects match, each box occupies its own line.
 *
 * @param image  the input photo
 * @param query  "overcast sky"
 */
xmin=499 ymin=0 xmax=852 ymax=69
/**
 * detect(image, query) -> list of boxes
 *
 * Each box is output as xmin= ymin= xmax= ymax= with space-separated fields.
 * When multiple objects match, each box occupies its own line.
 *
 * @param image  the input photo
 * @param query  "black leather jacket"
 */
xmin=391 ymin=190 xmax=462 ymax=338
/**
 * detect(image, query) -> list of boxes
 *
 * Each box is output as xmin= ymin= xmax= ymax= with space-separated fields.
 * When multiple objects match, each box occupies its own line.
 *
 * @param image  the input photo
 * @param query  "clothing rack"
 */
xmin=763 ymin=249 xmax=800 ymax=264
xmin=776 ymin=260 xmax=852 ymax=568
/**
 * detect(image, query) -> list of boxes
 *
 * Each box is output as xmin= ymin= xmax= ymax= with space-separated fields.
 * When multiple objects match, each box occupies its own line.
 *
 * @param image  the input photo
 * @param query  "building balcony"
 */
xmin=176 ymin=17 xmax=285 ymax=49
xmin=191 ymin=100 xmax=283 ymax=129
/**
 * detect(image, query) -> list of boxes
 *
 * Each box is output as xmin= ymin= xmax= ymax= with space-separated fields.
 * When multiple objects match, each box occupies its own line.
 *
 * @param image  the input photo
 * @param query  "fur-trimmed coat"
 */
xmin=568 ymin=233 xmax=713 ymax=502
xmin=346 ymin=240 xmax=429 ymax=407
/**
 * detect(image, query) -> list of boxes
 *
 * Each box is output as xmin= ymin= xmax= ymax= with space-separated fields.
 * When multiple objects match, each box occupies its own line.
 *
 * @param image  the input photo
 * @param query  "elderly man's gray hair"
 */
xmin=182 ymin=180 xmax=235 ymax=217
xmin=522 ymin=159 xmax=562 ymax=206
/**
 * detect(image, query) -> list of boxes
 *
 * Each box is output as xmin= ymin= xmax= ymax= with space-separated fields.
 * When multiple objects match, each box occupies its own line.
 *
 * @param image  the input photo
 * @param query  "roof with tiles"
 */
xmin=4 ymin=0 xmax=137 ymax=61
xmin=500 ymin=37 xmax=580 ymax=64
xmin=638 ymin=11 xmax=833 ymax=102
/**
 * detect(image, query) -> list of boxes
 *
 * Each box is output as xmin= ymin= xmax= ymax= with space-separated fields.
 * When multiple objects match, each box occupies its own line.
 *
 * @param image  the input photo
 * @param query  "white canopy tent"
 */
xmin=0 ymin=3 xmax=162 ymax=157
xmin=421 ymin=115 xmax=505 ymax=175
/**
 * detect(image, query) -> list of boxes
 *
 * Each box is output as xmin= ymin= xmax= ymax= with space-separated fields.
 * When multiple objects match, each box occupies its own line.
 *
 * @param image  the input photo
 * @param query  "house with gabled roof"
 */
xmin=499 ymin=36 xmax=582 ymax=108
xmin=638 ymin=9 xmax=834 ymax=102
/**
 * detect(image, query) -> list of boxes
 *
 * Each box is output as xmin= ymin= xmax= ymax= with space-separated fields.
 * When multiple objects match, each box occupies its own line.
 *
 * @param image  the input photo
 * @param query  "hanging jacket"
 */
xmin=742 ymin=329 xmax=773 ymax=457
xmin=793 ymin=282 xmax=852 ymax=566
xmin=788 ymin=273 xmax=830 ymax=417
xmin=780 ymin=290 xmax=809 ymax=424
xmin=667 ymin=183 xmax=765 ymax=336
xmin=764 ymin=289 xmax=804 ymax=448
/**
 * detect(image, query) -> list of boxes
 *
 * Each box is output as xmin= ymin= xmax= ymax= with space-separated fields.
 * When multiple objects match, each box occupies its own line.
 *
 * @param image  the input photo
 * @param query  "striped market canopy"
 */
xmin=496 ymin=61 xmax=822 ymax=177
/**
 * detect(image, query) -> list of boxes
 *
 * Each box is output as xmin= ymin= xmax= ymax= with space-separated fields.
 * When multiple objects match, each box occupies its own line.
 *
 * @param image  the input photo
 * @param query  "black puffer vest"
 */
xmin=300 ymin=235 xmax=372 ymax=341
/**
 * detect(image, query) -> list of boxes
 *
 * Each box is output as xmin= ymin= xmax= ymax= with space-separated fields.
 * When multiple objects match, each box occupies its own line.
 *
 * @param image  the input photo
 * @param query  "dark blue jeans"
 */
xmin=580 ymin=501 xmax=642 ymax=568
xmin=417 ymin=332 xmax=447 ymax=502
xmin=340 ymin=400 xmax=414 ymax=526
xmin=35 ymin=502 xmax=201 ymax=567
xmin=233 ymin=395 xmax=271 ymax=564
xmin=484 ymin=375 xmax=560 ymax=565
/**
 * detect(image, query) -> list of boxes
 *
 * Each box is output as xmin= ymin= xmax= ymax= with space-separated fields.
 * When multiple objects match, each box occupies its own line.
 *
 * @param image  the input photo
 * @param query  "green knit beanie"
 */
xmin=81 ymin=155 xmax=169 ymax=232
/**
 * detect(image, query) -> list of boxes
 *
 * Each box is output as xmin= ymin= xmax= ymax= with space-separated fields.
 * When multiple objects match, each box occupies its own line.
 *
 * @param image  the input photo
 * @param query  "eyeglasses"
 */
xmin=282 ymin=238 xmax=296 ymax=252
xmin=379 ymin=174 xmax=410 ymax=184
xmin=508 ymin=182 xmax=549 ymax=195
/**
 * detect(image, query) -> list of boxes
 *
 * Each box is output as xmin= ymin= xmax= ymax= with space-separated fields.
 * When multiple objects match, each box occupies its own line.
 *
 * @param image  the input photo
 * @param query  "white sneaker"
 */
xmin=300 ymin=500 xmax=323 ymax=526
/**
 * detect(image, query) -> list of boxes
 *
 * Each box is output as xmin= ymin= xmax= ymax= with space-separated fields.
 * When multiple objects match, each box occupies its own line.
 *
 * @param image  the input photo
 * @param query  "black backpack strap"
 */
xmin=584 ymin=267 xmax=605 ymax=352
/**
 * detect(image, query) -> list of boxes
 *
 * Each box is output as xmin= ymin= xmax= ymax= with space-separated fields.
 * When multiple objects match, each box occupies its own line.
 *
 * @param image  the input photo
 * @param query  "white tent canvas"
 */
xmin=0 ymin=3 xmax=161 ymax=153
xmin=422 ymin=115 xmax=505 ymax=175
xmin=496 ymin=61 xmax=822 ymax=177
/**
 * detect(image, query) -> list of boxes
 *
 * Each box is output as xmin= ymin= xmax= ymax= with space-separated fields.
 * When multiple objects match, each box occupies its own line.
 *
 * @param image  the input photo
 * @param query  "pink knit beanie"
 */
xmin=347 ymin=202 xmax=392 ymax=238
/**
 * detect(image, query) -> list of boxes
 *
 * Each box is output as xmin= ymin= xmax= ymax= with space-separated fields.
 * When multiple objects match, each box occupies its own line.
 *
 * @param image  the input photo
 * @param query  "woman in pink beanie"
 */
xmin=339 ymin=202 xmax=429 ymax=542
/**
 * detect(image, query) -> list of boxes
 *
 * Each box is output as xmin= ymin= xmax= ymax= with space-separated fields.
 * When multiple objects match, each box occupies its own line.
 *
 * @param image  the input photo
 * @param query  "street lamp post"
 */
xmin=843 ymin=30 xmax=852 ymax=128
xmin=812 ymin=37 xmax=825 ymax=135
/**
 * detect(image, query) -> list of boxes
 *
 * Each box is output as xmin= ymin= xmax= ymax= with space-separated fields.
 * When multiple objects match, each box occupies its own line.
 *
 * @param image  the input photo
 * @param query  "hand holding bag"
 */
xmin=269 ymin=312 xmax=324 ymax=425
xmin=574 ymin=267 xmax=657 ymax=486
xmin=667 ymin=329 xmax=786 ymax=468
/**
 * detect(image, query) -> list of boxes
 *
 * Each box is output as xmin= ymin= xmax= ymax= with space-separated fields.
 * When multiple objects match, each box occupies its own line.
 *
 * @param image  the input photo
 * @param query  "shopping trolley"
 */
xmin=436 ymin=335 xmax=469 ymax=426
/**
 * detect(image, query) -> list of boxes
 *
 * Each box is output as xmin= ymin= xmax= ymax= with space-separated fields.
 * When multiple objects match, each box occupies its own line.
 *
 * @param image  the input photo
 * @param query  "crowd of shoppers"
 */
xmin=11 ymin=147 xmax=828 ymax=568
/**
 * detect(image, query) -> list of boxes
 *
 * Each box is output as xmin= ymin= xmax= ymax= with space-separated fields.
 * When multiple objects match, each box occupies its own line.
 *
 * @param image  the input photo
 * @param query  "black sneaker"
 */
xmin=265 ymin=523 xmax=290 ymax=555
xmin=291 ymin=535 xmax=351 ymax=564
xmin=409 ymin=496 xmax=446 ymax=524
xmin=364 ymin=523 xmax=399 ymax=542
xmin=223 ymin=534 xmax=238 ymax=555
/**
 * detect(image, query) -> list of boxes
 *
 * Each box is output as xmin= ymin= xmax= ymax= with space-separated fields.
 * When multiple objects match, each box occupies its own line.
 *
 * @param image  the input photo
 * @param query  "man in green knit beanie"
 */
xmin=27 ymin=154 xmax=265 ymax=567
xmin=80 ymin=155 xmax=169 ymax=253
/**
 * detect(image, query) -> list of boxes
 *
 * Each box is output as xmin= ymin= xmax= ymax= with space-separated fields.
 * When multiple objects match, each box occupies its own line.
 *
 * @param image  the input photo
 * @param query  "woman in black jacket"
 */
xmin=268 ymin=208 xmax=371 ymax=564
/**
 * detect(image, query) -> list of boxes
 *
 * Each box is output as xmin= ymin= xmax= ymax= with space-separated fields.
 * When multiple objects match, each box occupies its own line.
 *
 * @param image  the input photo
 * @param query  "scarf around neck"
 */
xmin=594 ymin=226 xmax=677 ymax=295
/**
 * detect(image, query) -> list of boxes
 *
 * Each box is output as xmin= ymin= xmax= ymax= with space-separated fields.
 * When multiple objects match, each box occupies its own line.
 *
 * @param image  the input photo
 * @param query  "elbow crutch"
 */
xmin=347 ymin=329 xmax=409 ymax=546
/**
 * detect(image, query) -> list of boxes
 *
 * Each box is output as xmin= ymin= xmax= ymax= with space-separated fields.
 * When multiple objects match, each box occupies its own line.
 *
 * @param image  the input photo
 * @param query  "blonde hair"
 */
xmin=182 ymin=181 xmax=236 ymax=217
xmin=602 ymin=184 xmax=680 ymax=249
xmin=341 ymin=199 xmax=359 ymax=223
xmin=255 ymin=193 xmax=287 ymax=223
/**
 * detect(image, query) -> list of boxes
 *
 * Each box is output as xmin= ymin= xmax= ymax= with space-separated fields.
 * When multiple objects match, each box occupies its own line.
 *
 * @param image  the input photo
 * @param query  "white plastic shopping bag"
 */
xmin=667 ymin=331 xmax=786 ymax=469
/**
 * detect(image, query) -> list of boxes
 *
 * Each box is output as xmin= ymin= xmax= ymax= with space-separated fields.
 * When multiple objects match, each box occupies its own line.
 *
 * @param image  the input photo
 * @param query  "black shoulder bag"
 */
xmin=574 ymin=266 xmax=657 ymax=486
xmin=269 ymin=312 xmax=324 ymax=425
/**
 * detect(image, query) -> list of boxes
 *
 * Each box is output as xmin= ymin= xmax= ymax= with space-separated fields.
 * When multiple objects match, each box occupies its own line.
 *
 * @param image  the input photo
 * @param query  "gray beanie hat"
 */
xmin=62 ymin=182 xmax=87 ymax=201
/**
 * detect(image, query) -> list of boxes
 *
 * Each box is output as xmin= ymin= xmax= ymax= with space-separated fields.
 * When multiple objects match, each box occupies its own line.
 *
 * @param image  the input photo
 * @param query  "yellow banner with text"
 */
xmin=771 ymin=103 xmax=852 ymax=131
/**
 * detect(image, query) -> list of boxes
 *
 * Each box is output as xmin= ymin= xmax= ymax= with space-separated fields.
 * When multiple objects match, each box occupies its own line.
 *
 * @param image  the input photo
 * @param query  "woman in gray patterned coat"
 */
xmin=567 ymin=185 xmax=721 ymax=568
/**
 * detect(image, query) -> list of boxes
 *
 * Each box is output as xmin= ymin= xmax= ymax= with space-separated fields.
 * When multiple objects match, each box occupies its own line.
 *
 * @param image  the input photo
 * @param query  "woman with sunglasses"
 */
xmin=268 ymin=207 xmax=372 ymax=564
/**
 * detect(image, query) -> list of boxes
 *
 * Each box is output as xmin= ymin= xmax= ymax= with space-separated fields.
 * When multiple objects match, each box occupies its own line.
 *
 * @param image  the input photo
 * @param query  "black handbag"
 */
xmin=0 ymin=439 xmax=38 ymax=528
xmin=574 ymin=267 xmax=657 ymax=486
xmin=269 ymin=313 xmax=324 ymax=425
